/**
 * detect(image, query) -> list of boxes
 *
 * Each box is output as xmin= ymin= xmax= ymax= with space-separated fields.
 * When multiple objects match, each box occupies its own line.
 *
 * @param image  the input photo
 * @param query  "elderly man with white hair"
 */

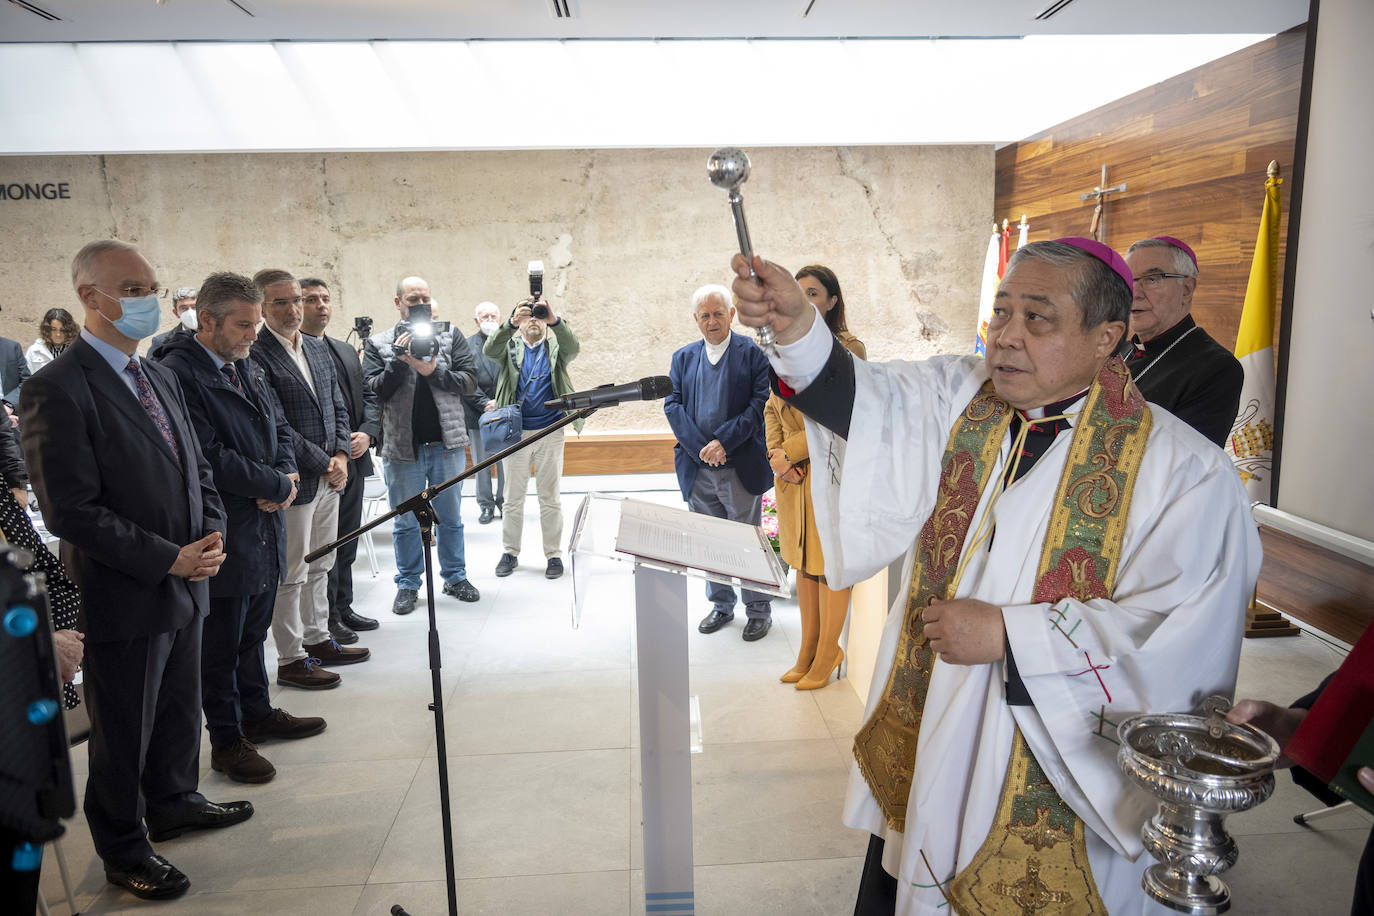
xmin=664 ymin=283 xmax=775 ymax=640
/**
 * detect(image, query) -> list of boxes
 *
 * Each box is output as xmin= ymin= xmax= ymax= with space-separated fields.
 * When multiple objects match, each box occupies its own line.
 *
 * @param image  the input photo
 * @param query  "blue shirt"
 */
xmin=518 ymin=341 xmax=559 ymax=429
xmin=81 ymin=328 xmax=142 ymax=400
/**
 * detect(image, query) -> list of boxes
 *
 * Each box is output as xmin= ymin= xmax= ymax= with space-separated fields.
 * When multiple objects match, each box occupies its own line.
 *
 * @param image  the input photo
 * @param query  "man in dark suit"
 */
xmin=665 ymin=284 xmax=774 ymax=640
xmin=251 ymin=269 xmax=370 ymax=689
xmin=154 ymin=271 xmax=327 ymax=784
xmin=1124 ymin=236 xmax=1244 ymax=447
xmin=0 ymin=332 xmax=29 ymax=404
xmin=464 ymin=301 xmax=505 ymax=525
xmin=300 ymin=277 xmax=381 ymax=642
xmin=20 ymin=239 xmax=249 ymax=900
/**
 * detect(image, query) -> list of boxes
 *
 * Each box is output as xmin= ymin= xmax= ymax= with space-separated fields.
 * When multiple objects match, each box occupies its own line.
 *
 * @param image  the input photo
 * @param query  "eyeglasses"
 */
xmin=268 ymin=297 xmax=305 ymax=308
xmin=1132 ymin=273 xmax=1189 ymax=291
xmin=98 ymin=285 xmax=168 ymax=299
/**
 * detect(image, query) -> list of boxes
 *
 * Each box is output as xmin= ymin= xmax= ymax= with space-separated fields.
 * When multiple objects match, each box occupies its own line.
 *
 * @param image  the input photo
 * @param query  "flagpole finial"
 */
xmin=1267 ymin=160 xmax=1280 ymax=178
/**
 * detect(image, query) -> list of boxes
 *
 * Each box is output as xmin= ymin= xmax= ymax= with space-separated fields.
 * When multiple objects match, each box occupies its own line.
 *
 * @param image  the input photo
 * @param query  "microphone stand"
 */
xmin=306 ymin=405 xmax=597 ymax=916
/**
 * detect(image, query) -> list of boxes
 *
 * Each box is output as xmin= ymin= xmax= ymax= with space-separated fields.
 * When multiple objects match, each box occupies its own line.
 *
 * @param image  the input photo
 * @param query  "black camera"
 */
xmin=394 ymin=304 xmax=450 ymax=360
xmin=354 ymin=315 xmax=373 ymax=338
xmin=528 ymin=260 xmax=549 ymax=320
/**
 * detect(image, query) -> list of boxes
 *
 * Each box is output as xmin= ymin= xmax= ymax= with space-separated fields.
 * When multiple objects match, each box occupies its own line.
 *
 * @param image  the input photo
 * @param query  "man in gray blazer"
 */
xmin=251 ymin=269 xmax=370 ymax=690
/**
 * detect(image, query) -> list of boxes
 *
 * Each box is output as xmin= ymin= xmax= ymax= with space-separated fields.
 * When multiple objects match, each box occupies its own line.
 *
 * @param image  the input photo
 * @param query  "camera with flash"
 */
xmin=394 ymin=304 xmax=450 ymax=360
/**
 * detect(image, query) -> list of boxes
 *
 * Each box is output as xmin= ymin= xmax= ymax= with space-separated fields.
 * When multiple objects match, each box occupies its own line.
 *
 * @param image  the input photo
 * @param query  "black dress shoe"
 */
xmin=697 ymin=608 xmax=735 ymax=634
xmin=495 ymin=553 xmax=518 ymax=577
xmin=340 ymin=608 xmax=379 ymax=631
xmin=479 ymin=506 xmax=495 ymax=524
xmin=105 ymin=853 xmax=190 ymax=900
xmin=742 ymin=618 xmax=772 ymax=641
xmin=545 ymin=558 xmax=564 ymax=579
xmin=145 ymin=799 xmax=254 ymax=842
xmin=328 ymin=615 xmax=358 ymax=644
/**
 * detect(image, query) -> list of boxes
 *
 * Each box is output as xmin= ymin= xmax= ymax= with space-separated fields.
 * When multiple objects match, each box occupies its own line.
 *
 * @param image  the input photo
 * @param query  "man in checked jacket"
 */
xmin=251 ymin=269 xmax=371 ymax=690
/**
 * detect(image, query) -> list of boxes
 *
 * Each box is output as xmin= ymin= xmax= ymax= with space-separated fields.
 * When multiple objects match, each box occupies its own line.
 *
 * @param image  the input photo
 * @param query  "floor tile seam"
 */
xmin=1231 ymin=824 xmax=1373 ymax=838
xmin=449 ymin=664 xmax=637 ymax=683
xmin=364 ymin=866 xmax=637 ymax=884
xmin=365 ymin=755 xmax=430 ymax=881
xmin=436 ymin=744 xmax=637 ymax=760
xmin=690 ymin=853 xmax=869 ymax=868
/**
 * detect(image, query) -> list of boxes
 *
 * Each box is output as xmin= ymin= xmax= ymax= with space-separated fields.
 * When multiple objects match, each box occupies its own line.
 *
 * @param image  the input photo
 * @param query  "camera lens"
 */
xmin=532 ymin=304 xmax=549 ymax=320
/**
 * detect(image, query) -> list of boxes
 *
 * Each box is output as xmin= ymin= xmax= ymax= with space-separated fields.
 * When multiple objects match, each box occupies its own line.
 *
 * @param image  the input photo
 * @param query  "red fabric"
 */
xmin=1285 ymin=626 xmax=1374 ymax=783
xmin=777 ymin=378 xmax=796 ymax=398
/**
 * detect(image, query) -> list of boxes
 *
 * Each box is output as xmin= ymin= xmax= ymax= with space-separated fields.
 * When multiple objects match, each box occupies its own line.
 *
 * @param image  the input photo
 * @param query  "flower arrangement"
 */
xmin=761 ymin=491 xmax=780 ymax=555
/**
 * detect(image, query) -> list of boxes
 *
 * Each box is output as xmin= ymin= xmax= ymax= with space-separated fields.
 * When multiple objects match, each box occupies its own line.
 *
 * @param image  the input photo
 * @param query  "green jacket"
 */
xmin=483 ymin=317 xmax=585 ymax=433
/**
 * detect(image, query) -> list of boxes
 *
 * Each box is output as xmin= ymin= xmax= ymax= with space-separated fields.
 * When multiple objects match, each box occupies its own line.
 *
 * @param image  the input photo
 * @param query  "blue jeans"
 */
xmin=384 ymin=443 xmax=468 ymax=590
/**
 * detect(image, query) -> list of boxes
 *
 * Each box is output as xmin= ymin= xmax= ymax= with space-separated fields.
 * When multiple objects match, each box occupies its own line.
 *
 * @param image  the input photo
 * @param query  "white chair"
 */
xmin=360 ymin=466 xmax=389 ymax=577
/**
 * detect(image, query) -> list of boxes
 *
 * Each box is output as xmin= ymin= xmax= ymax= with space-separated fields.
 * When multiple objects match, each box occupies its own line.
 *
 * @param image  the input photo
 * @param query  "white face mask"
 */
xmin=479 ymin=320 xmax=499 ymax=336
xmin=180 ymin=308 xmax=199 ymax=331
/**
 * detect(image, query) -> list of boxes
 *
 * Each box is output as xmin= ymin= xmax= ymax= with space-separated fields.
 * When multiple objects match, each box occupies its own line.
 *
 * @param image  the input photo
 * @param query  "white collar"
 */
xmin=703 ymin=332 xmax=732 ymax=365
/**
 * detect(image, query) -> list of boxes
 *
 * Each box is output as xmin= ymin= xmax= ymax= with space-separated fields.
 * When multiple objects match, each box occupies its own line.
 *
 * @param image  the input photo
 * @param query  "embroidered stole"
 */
xmin=851 ymin=357 xmax=1151 ymax=913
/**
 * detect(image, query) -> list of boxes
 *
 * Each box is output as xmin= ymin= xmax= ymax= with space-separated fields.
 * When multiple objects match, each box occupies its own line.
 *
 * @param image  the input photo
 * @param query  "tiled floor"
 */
xmin=35 ymin=474 xmax=1370 ymax=915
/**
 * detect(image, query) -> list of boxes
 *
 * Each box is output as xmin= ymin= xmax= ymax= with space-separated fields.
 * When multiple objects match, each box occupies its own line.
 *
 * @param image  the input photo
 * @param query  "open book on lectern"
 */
xmin=614 ymin=498 xmax=781 ymax=589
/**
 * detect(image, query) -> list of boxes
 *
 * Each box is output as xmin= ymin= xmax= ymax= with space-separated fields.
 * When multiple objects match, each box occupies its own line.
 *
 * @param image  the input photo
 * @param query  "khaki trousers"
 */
xmin=500 ymin=426 xmax=566 ymax=559
xmin=271 ymin=486 xmax=339 ymax=665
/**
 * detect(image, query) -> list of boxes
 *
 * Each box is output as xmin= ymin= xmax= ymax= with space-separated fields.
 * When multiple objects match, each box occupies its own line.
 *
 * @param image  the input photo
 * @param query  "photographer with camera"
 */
xmin=483 ymin=263 xmax=582 ymax=580
xmin=362 ymin=276 xmax=482 ymax=615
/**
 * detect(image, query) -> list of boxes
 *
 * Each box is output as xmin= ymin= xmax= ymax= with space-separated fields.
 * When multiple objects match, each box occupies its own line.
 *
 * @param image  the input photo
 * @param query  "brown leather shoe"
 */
xmin=303 ymin=638 xmax=371 ymax=666
xmin=242 ymin=708 xmax=326 ymax=742
xmin=277 ymin=657 xmax=341 ymax=689
xmin=210 ymin=738 xmax=276 ymax=784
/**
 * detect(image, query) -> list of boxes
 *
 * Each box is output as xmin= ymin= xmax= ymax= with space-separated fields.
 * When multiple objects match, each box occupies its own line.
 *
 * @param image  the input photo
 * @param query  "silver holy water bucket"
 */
xmin=1117 ymin=696 xmax=1281 ymax=915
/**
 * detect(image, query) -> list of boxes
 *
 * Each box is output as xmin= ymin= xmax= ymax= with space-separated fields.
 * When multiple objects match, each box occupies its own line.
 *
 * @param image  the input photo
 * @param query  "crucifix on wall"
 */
xmin=1079 ymin=164 xmax=1128 ymax=242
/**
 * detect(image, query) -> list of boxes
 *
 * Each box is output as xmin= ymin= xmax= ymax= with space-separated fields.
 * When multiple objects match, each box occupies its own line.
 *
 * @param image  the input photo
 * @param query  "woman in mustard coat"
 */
xmin=765 ymin=265 xmax=866 ymax=690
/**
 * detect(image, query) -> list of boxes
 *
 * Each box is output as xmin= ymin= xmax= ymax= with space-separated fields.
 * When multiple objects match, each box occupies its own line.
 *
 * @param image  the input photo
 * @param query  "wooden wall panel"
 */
xmin=994 ymin=27 xmax=1306 ymax=352
xmin=1256 ymin=526 xmax=1373 ymax=645
xmin=477 ymin=432 xmax=678 ymax=478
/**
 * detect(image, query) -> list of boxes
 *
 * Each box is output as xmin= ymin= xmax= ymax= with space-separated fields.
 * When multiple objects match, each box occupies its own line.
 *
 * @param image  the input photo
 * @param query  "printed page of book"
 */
xmin=615 ymin=498 xmax=779 ymax=588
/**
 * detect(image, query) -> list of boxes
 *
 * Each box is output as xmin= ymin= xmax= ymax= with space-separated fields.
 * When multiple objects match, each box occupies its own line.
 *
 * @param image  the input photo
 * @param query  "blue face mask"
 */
xmin=96 ymin=290 xmax=163 ymax=340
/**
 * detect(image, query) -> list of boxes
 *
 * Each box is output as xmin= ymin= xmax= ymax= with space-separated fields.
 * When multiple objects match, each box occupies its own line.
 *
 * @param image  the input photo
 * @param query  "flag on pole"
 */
xmin=1225 ymin=162 xmax=1282 ymax=503
xmin=1016 ymin=214 xmax=1029 ymax=249
xmin=974 ymin=224 xmax=999 ymax=355
xmin=998 ymin=220 xmax=1011 ymax=280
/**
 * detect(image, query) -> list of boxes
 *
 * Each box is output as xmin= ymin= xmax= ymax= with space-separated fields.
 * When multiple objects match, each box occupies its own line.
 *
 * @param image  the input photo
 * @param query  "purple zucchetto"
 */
xmin=1150 ymin=235 xmax=1199 ymax=269
xmin=1055 ymin=237 xmax=1134 ymax=297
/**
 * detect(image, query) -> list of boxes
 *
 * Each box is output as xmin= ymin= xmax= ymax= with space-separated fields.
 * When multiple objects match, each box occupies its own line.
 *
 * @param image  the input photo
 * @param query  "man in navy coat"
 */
xmin=155 ymin=272 xmax=327 ymax=785
xmin=20 ymin=239 xmax=246 ymax=900
xmin=664 ymin=284 xmax=774 ymax=640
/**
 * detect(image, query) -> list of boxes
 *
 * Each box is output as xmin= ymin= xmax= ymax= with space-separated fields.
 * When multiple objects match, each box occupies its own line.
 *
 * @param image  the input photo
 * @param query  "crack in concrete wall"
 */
xmin=835 ymin=147 xmax=951 ymax=341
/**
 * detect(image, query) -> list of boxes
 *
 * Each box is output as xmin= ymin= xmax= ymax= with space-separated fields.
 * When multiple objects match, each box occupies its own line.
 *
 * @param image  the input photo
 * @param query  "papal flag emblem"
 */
xmin=1226 ymin=162 xmax=1281 ymax=504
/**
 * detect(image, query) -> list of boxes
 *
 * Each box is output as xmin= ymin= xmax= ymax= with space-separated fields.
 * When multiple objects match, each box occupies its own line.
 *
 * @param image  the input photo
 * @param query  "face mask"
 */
xmin=97 ymin=291 xmax=163 ymax=340
xmin=479 ymin=320 xmax=499 ymax=336
xmin=180 ymin=309 xmax=199 ymax=331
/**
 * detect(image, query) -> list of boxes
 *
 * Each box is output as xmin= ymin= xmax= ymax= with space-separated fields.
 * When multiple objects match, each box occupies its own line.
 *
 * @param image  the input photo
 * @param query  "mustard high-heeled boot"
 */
xmin=780 ymin=572 xmax=821 ymax=683
xmin=796 ymin=583 xmax=851 ymax=690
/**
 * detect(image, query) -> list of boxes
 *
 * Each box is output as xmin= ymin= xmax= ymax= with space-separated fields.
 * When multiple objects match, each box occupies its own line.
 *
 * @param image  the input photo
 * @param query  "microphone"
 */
xmin=544 ymin=376 xmax=673 ymax=411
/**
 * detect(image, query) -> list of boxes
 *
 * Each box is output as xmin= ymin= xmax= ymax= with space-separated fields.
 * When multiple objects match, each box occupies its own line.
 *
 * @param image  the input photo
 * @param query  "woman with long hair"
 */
xmin=765 ymin=264 xmax=866 ymax=689
xmin=25 ymin=307 xmax=78 ymax=374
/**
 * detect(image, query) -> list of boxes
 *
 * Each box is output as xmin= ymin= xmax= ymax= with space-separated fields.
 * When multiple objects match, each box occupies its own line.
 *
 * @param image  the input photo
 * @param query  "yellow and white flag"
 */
xmin=1226 ymin=164 xmax=1282 ymax=503
xmin=974 ymin=225 xmax=999 ymax=355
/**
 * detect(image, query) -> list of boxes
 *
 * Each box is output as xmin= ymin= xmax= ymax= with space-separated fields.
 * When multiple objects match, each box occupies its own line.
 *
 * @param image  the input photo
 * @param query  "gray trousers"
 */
xmin=687 ymin=466 xmax=771 ymax=619
xmin=465 ymin=423 xmax=505 ymax=511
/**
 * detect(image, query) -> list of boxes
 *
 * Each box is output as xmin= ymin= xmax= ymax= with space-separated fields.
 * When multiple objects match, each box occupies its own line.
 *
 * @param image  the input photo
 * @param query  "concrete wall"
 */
xmin=0 ymin=145 xmax=992 ymax=431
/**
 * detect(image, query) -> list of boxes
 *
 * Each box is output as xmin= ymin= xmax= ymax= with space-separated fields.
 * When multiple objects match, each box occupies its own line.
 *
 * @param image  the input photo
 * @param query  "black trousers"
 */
xmin=202 ymin=589 xmax=276 ymax=749
xmin=854 ymin=833 xmax=898 ymax=915
xmin=327 ymin=456 xmax=366 ymax=614
xmin=82 ymin=616 xmax=206 ymax=866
